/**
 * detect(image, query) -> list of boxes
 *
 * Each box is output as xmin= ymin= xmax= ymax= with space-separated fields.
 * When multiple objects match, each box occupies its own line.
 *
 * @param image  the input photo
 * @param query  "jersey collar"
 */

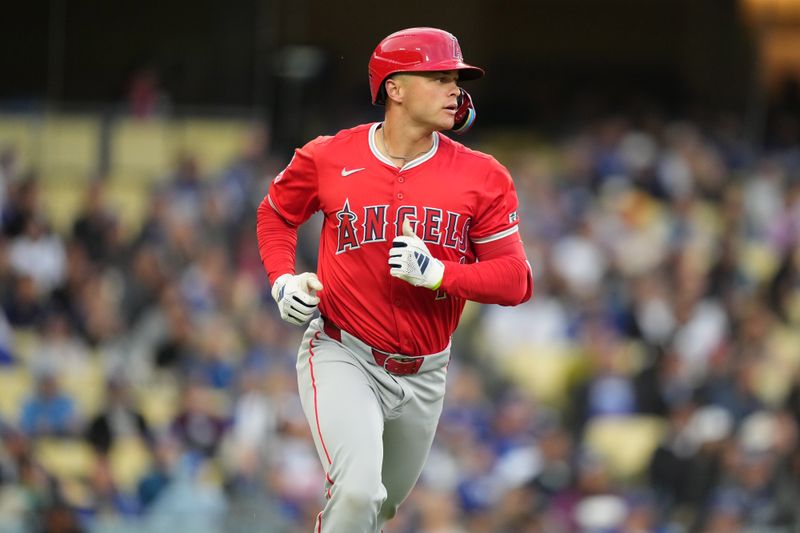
xmin=369 ymin=122 xmax=439 ymax=172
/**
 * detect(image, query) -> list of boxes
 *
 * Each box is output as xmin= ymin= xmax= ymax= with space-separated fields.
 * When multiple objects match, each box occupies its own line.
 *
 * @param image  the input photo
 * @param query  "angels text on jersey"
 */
xmin=335 ymin=199 xmax=471 ymax=255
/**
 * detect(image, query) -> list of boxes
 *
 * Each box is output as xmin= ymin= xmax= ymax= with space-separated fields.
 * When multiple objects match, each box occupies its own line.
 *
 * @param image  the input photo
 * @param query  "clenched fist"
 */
xmin=388 ymin=219 xmax=445 ymax=290
xmin=272 ymin=272 xmax=324 ymax=325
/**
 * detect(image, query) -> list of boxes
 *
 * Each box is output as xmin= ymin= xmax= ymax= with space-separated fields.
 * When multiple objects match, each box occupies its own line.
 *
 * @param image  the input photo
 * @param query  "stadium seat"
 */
xmin=34 ymin=438 xmax=97 ymax=481
xmin=584 ymin=415 xmax=666 ymax=480
xmin=38 ymin=180 xmax=87 ymax=234
xmin=59 ymin=477 xmax=96 ymax=510
xmin=110 ymin=119 xmax=176 ymax=183
xmin=11 ymin=327 xmax=40 ymax=363
xmin=103 ymin=179 xmax=150 ymax=236
xmin=137 ymin=380 xmax=180 ymax=429
xmin=38 ymin=114 xmax=100 ymax=182
xmin=173 ymin=118 xmax=252 ymax=176
xmin=0 ymin=113 xmax=38 ymax=172
xmin=59 ymin=356 xmax=106 ymax=419
xmin=740 ymin=241 xmax=781 ymax=284
xmin=109 ymin=436 xmax=153 ymax=492
xmin=752 ymin=325 xmax=800 ymax=406
xmin=39 ymin=176 xmax=151 ymax=238
xmin=0 ymin=366 xmax=33 ymax=424
xmin=499 ymin=346 xmax=584 ymax=407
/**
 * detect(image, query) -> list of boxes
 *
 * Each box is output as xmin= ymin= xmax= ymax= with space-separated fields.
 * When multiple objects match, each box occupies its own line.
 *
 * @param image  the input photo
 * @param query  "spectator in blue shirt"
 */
xmin=19 ymin=371 xmax=77 ymax=437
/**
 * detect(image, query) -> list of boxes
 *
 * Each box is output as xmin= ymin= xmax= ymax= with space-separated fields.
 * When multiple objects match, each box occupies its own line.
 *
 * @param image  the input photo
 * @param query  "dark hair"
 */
xmin=376 ymin=75 xmax=392 ymax=106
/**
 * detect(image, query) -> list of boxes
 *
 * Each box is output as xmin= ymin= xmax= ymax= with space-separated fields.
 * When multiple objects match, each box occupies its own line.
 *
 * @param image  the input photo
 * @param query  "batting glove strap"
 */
xmin=271 ymin=272 xmax=322 ymax=326
xmin=388 ymin=236 xmax=445 ymax=289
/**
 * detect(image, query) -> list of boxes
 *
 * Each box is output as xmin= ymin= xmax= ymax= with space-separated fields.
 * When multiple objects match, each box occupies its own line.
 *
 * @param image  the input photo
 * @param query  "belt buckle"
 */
xmin=383 ymin=353 xmax=413 ymax=365
xmin=382 ymin=353 xmax=422 ymax=375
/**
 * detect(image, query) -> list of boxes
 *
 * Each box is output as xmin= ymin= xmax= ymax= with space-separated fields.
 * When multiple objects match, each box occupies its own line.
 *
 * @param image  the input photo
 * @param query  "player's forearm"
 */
xmin=256 ymin=196 xmax=298 ymax=285
xmin=440 ymin=240 xmax=533 ymax=305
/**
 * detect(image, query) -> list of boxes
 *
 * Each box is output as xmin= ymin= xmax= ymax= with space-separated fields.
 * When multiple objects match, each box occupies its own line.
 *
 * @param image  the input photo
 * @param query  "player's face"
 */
xmin=397 ymin=71 xmax=460 ymax=131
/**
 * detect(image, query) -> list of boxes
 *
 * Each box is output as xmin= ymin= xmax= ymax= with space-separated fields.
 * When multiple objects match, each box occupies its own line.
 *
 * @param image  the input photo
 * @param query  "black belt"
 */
xmin=322 ymin=318 xmax=424 ymax=376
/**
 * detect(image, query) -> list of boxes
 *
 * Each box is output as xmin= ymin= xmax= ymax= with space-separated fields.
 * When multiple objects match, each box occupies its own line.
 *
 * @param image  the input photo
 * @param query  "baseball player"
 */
xmin=256 ymin=27 xmax=533 ymax=533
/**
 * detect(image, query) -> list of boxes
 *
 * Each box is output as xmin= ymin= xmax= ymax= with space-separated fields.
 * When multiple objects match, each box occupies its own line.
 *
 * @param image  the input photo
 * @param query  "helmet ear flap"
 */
xmin=452 ymin=88 xmax=476 ymax=134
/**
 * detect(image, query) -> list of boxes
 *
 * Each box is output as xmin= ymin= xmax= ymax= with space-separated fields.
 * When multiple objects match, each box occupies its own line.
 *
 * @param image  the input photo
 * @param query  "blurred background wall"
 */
xmin=1 ymin=1 xmax=791 ymax=140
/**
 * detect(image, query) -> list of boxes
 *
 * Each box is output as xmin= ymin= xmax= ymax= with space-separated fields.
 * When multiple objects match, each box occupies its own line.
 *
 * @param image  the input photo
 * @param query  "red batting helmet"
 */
xmin=368 ymin=27 xmax=484 ymax=105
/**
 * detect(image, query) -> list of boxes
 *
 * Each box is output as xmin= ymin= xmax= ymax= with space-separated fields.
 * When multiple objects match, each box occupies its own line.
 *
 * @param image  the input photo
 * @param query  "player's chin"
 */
xmin=435 ymin=114 xmax=456 ymax=131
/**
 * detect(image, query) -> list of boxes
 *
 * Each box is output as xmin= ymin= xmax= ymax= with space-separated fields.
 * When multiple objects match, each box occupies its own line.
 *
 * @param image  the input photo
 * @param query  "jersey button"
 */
xmin=398 ymin=176 xmax=405 ymax=183
xmin=393 ymin=299 xmax=401 ymax=306
xmin=397 ymin=192 xmax=404 ymax=200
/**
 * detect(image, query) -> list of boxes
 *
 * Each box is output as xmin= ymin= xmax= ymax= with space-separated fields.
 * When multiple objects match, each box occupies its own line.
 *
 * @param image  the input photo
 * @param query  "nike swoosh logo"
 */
xmin=341 ymin=167 xmax=365 ymax=177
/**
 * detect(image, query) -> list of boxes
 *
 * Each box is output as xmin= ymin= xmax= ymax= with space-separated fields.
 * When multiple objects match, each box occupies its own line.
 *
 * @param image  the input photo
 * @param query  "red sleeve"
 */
xmin=256 ymin=195 xmax=298 ymax=285
xmin=268 ymin=139 xmax=323 ymax=226
xmin=439 ymin=233 xmax=533 ymax=306
xmin=469 ymin=162 xmax=521 ymax=244
xmin=257 ymin=137 xmax=327 ymax=285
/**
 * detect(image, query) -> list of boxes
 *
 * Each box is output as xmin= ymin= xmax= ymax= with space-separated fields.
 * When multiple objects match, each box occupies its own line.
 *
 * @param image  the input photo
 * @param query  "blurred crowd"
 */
xmin=0 ymin=108 xmax=799 ymax=533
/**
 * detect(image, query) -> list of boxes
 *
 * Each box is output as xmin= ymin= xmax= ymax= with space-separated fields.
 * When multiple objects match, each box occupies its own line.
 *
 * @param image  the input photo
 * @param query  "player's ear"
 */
xmin=384 ymin=75 xmax=404 ymax=104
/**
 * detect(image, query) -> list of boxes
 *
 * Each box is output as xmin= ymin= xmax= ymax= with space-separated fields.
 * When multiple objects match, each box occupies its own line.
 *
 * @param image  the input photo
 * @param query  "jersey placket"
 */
xmin=389 ymin=165 xmax=414 ymax=353
xmin=368 ymin=122 xmax=441 ymax=354
xmin=391 ymin=166 xmax=405 ymax=309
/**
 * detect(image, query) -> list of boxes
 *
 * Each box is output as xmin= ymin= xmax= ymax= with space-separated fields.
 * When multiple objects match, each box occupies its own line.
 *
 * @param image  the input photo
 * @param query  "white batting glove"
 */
xmin=271 ymin=272 xmax=324 ymax=326
xmin=388 ymin=219 xmax=445 ymax=290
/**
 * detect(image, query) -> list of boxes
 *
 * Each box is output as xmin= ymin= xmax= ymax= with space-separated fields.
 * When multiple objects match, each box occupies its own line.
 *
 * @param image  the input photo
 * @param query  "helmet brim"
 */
xmin=417 ymin=61 xmax=484 ymax=81
xmin=453 ymin=64 xmax=485 ymax=81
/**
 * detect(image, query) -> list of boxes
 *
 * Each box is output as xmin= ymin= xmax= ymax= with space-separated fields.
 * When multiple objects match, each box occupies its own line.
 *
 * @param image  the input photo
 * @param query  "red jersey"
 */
xmin=267 ymin=122 xmax=523 ymax=355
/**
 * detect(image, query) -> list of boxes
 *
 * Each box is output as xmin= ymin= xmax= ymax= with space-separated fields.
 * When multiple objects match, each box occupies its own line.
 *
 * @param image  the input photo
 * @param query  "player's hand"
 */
xmin=271 ymin=272 xmax=324 ymax=326
xmin=452 ymin=88 xmax=476 ymax=135
xmin=389 ymin=219 xmax=445 ymax=290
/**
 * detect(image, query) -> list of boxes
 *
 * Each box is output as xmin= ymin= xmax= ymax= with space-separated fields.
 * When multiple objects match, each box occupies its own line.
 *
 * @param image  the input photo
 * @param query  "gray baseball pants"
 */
xmin=295 ymin=317 xmax=450 ymax=533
